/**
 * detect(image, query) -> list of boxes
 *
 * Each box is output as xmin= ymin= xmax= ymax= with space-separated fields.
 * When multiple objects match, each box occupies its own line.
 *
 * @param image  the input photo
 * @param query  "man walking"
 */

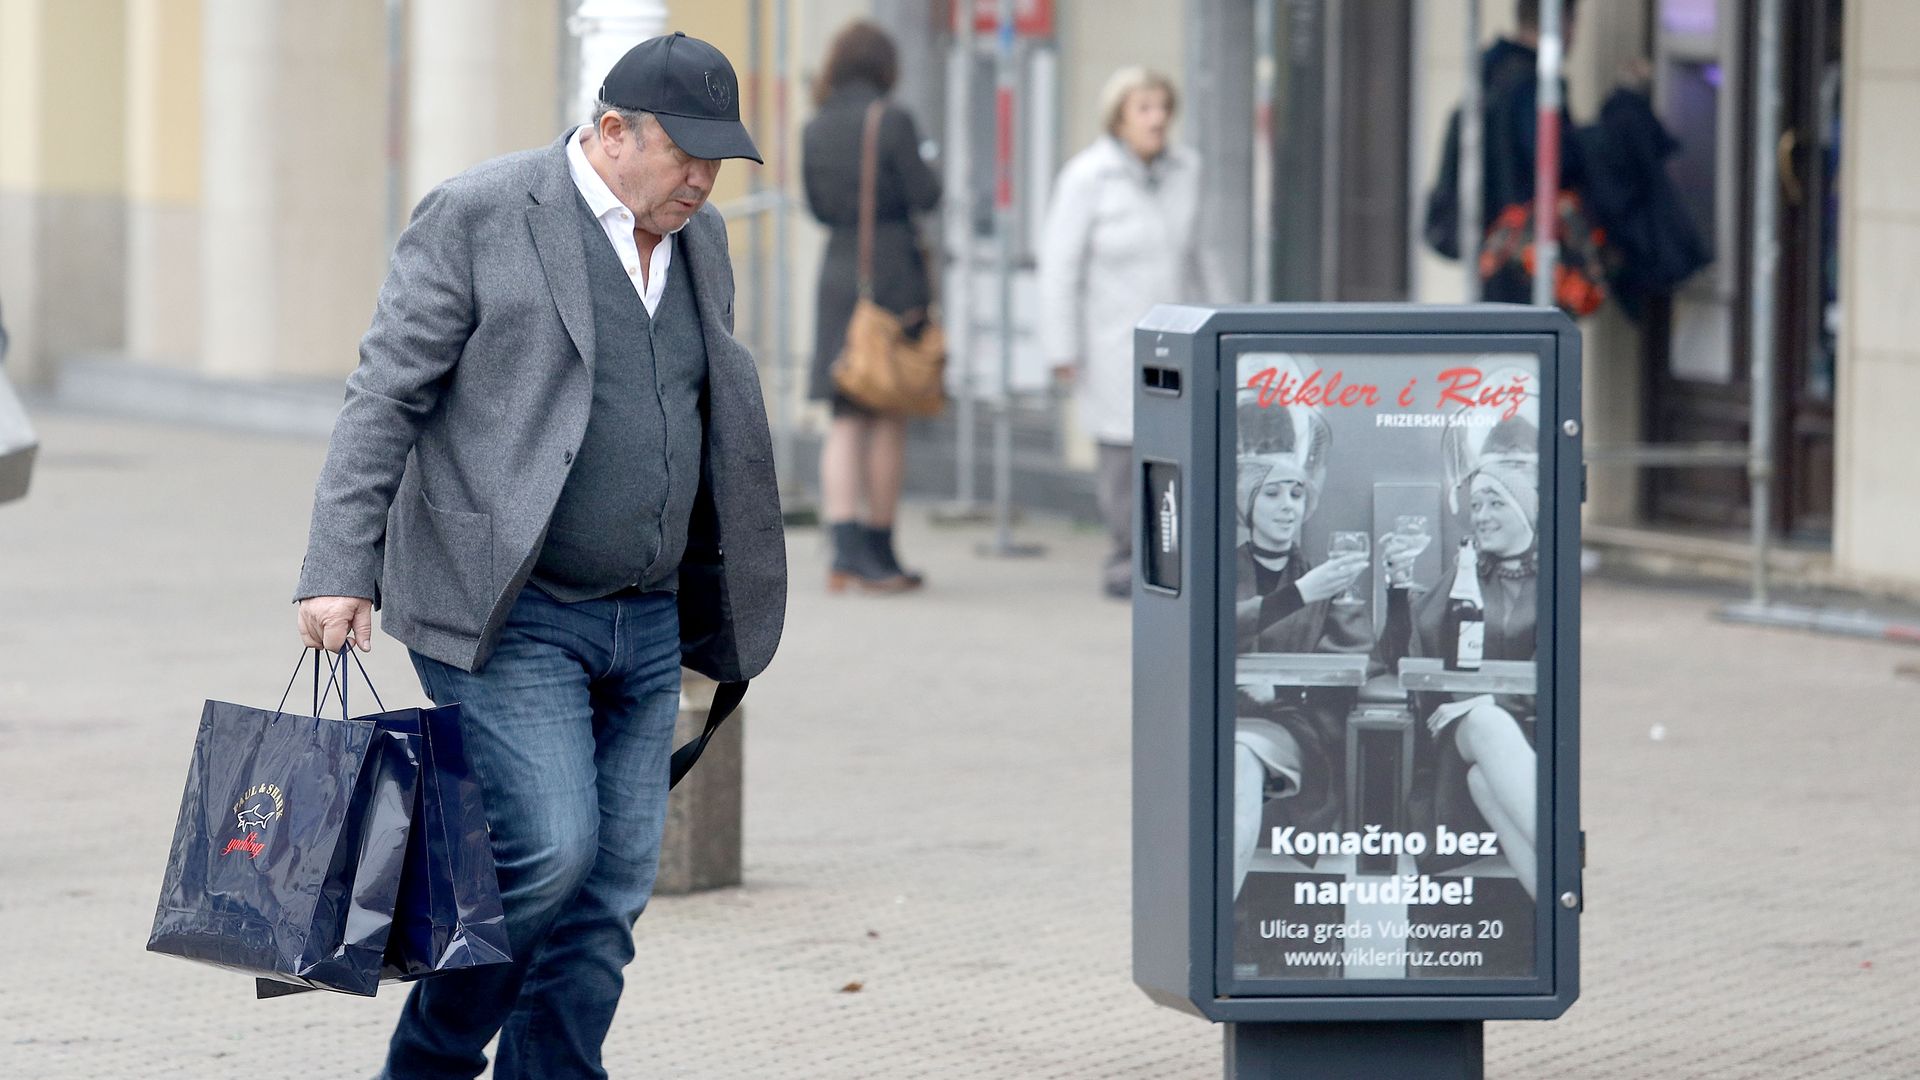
xmin=293 ymin=33 xmax=785 ymax=1078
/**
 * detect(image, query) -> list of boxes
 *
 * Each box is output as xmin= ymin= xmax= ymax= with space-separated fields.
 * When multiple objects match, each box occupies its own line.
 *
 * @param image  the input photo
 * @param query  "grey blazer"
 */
xmin=296 ymin=131 xmax=786 ymax=680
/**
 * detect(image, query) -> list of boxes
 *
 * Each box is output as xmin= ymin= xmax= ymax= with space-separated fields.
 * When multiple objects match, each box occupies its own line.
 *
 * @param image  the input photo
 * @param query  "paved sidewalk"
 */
xmin=1 ymin=413 xmax=1915 ymax=1079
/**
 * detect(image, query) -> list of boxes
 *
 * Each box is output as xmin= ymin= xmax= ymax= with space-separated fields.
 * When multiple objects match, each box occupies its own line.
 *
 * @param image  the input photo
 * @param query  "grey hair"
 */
xmin=1098 ymin=67 xmax=1177 ymax=136
xmin=590 ymin=99 xmax=656 ymax=143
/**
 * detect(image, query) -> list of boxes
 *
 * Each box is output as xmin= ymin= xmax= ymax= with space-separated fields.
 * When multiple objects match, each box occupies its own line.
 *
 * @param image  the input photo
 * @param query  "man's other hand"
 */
xmin=297 ymin=596 xmax=374 ymax=652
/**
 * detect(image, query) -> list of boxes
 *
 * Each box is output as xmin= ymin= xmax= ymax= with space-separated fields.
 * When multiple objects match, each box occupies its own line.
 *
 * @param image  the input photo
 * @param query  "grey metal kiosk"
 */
xmin=1131 ymin=305 xmax=1582 ymax=1078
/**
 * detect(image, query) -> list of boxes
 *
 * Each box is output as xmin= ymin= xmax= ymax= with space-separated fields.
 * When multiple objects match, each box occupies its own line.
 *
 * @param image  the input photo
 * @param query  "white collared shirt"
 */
xmin=566 ymin=125 xmax=671 ymax=316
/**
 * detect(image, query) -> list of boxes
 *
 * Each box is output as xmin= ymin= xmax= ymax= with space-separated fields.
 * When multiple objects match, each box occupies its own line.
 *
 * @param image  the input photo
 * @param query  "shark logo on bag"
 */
xmin=222 ymin=783 xmax=284 ymax=858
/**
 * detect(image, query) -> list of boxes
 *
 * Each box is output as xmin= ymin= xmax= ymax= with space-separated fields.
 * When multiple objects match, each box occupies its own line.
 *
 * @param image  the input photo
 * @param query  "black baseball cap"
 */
xmin=599 ymin=31 xmax=762 ymax=164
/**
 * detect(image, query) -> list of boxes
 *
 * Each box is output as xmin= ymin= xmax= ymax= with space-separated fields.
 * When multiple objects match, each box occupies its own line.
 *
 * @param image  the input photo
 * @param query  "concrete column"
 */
xmin=407 ymin=0 xmax=561 ymax=208
xmin=200 ymin=0 xmax=387 ymax=380
xmin=0 ymin=0 xmax=130 ymax=386
xmin=656 ymin=673 xmax=744 ymax=895
xmin=1183 ymin=0 xmax=1253 ymax=302
xmin=568 ymin=0 xmax=670 ymax=129
xmin=1569 ymin=0 xmax=1647 ymax=527
xmin=1833 ymin=0 xmax=1920 ymax=588
xmin=1580 ymin=307 xmax=1645 ymax=526
xmin=199 ymin=0 xmax=281 ymax=380
xmin=125 ymin=0 xmax=203 ymax=368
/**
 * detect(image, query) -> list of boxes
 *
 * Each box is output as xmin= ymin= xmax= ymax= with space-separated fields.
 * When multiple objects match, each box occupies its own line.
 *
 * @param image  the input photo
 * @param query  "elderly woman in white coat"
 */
xmin=1039 ymin=68 xmax=1224 ymax=598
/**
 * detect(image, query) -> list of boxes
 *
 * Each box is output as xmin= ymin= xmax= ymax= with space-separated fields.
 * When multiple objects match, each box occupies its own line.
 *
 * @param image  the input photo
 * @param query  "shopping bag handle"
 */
xmin=273 ymin=645 xmax=387 ymax=721
xmin=325 ymin=643 xmax=387 ymax=716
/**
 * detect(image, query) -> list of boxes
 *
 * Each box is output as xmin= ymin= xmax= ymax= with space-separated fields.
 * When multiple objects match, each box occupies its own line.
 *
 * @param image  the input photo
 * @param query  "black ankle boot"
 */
xmin=827 ymin=521 xmax=912 ymax=593
xmin=829 ymin=521 xmax=865 ymax=576
xmin=862 ymin=525 xmax=924 ymax=589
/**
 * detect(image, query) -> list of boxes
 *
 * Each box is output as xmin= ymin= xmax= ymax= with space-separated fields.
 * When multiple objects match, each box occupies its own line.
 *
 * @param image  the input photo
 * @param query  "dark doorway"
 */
xmin=1643 ymin=0 xmax=1840 ymax=541
xmin=1772 ymin=0 xmax=1843 ymax=539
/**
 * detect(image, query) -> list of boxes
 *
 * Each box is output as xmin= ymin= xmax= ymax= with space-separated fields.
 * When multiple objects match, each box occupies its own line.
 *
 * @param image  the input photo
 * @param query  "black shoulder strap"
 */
xmin=668 ymin=680 xmax=747 ymax=789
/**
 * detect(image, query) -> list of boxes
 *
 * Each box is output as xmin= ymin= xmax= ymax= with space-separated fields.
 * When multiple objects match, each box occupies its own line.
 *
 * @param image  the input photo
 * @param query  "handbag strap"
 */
xmin=668 ymin=680 xmax=747 ymax=789
xmin=856 ymin=99 xmax=885 ymax=297
xmin=856 ymin=99 xmax=943 ymax=319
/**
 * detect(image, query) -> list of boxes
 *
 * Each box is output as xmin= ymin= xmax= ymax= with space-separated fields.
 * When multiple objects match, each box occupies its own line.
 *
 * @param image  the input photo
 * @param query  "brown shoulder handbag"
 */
xmin=830 ymin=100 xmax=946 ymax=417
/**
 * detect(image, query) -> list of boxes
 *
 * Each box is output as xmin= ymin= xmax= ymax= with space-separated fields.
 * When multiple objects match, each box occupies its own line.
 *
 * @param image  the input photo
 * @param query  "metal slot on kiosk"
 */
xmin=1144 ymin=366 xmax=1184 ymax=395
xmin=1131 ymin=304 xmax=1582 ymax=1079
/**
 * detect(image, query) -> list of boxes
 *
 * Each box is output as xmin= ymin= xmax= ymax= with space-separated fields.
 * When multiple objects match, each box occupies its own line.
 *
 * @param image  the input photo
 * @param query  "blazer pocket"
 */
xmin=394 ymin=486 xmax=494 ymax=638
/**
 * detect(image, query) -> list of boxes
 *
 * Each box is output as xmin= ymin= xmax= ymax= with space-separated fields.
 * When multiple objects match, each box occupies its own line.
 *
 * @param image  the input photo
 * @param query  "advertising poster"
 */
xmin=1225 ymin=346 xmax=1546 ymax=986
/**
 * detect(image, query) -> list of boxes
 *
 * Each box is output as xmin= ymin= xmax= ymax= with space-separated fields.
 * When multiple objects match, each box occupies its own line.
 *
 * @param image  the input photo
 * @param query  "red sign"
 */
xmin=954 ymin=0 xmax=1054 ymax=37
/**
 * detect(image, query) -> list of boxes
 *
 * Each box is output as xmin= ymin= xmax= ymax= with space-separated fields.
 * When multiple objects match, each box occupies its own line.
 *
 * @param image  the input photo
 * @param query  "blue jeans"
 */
xmin=384 ymin=586 xmax=682 ymax=1080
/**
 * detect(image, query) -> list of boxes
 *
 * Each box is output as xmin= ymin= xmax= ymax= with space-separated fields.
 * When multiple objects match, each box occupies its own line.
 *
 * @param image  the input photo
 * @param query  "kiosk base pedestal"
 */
xmin=1224 ymin=1021 xmax=1484 ymax=1079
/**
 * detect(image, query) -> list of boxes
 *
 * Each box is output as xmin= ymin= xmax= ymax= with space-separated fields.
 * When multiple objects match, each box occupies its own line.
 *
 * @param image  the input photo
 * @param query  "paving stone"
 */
xmin=0 ymin=413 xmax=1913 ymax=1078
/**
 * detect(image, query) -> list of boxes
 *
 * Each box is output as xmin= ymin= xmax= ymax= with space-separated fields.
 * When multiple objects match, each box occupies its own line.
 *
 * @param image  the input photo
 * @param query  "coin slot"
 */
xmin=1142 ymin=366 xmax=1183 ymax=396
xmin=1142 ymin=461 xmax=1182 ymax=594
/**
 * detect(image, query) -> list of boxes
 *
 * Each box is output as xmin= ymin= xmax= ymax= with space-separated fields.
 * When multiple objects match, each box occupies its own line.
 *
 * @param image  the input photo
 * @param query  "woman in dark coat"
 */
xmin=1230 ymin=391 xmax=1371 ymax=898
xmin=803 ymin=21 xmax=942 ymax=592
xmin=1377 ymin=424 xmax=1541 ymax=899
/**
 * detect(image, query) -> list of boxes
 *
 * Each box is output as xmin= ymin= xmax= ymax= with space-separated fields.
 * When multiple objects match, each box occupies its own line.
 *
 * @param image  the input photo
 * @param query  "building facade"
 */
xmin=2 ymin=0 xmax=1915 ymax=595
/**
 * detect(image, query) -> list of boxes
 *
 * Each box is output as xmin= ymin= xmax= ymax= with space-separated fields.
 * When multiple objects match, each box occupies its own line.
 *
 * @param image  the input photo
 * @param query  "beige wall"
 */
xmin=674 ymin=1 xmax=755 ymax=209
xmin=38 ymin=0 xmax=129 ymax=195
xmin=1834 ymin=0 xmax=1920 ymax=585
xmin=1055 ymin=0 xmax=1182 ymax=166
xmin=126 ymin=0 xmax=203 ymax=366
xmin=200 ymin=0 xmax=388 ymax=380
xmin=0 ymin=0 xmax=47 ymax=192
xmin=407 ymin=0 xmax=561 ymax=208
xmin=127 ymin=0 xmax=201 ymax=204
xmin=0 ymin=0 xmax=130 ymax=384
xmin=6 ymin=0 xmax=796 ymax=386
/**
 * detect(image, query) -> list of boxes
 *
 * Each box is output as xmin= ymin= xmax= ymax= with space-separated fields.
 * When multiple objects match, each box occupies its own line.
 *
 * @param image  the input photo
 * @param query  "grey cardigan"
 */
xmin=296 ymin=131 xmax=786 ymax=681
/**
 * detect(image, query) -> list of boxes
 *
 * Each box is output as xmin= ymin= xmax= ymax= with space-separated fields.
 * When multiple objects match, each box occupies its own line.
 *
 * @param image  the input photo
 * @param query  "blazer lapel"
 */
xmin=678 ymin=208 xmax=773 ymax=466
xmin=675 ymin=207 xmax=738 ymax=375
xmin=527 ymin=134 xmax=595 ymax=373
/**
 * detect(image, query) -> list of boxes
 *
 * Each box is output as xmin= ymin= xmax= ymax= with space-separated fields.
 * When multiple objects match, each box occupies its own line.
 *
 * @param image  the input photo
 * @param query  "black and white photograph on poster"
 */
xmin=1228 ymin=349 xmax=1544 ymax=984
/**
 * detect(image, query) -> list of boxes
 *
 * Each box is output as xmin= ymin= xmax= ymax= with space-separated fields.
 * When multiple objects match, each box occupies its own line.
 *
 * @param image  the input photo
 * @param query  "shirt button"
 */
xmin=562 ymin=450 xmax=574 ymax=464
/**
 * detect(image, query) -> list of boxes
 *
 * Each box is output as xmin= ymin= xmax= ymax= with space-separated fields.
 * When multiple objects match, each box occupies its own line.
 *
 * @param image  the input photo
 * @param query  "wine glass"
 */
xmin=1329 ymin=531 xmax=1370 ymax=605
xmin=1389 ymin=515 xmax=1432 ymax=588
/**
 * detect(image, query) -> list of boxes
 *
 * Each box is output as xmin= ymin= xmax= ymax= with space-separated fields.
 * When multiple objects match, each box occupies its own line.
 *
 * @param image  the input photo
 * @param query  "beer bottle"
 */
xmin=1443 ymin=539 xmax=1485 ymax=672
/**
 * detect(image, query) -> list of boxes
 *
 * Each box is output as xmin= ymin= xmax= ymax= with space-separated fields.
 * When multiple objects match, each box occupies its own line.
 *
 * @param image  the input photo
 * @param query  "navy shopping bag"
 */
xmin=247 ymin=648 xmax=512 ymax=999
xmin=148 ymin=649 xmax=419 ymax=996
xmin=373 ymin=675 xmax=511 ymax=984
